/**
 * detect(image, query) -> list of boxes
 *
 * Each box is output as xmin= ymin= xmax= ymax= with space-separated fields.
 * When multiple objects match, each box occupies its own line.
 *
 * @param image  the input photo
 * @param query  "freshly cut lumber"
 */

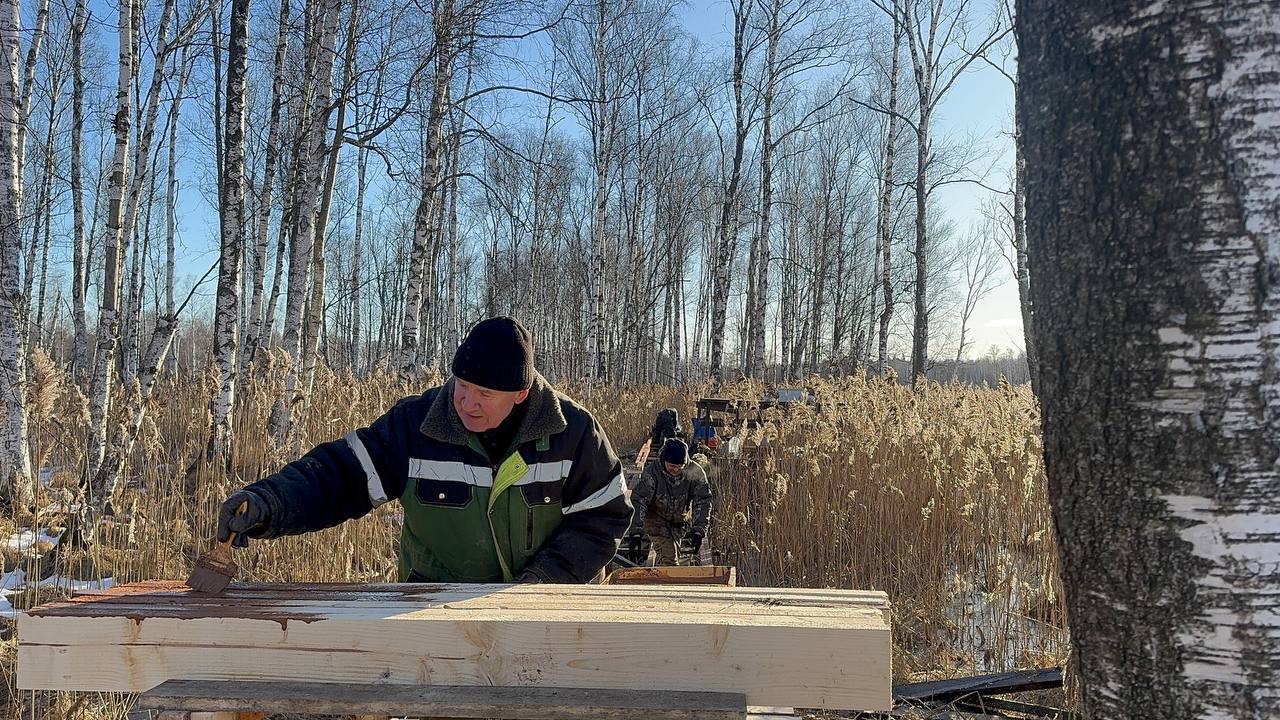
xmin=137 ymin=680 xmax=748 ymax=720
xmin=18 ymin=580 xmax=891 ymax=710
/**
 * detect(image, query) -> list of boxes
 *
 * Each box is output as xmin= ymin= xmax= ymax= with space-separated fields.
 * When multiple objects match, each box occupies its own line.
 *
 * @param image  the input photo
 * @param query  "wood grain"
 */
xmin=18 ymin=581 xmax=891 ymax=710
xmin=138 ymin=680 xmax=747 ymax=720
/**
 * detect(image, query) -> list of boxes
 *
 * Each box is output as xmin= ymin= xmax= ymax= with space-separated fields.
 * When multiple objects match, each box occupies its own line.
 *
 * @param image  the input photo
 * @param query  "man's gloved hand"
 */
xmin=513 ymin=569 xmax=542 ymax=583
xmin=624 ymin=530 xmax=645 ymax=564
xmin=216 ymin=489 xmax=271 ymax=548
xmin=683 ymin=529 xmax=703 ymax=555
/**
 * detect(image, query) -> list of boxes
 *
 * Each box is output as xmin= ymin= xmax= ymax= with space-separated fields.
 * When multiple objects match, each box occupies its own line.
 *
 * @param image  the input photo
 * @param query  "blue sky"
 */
xmin=680 ymin=0 xmax=1023 ymax=356
xmin=117 ymin=0 xmax=1024 ymax=359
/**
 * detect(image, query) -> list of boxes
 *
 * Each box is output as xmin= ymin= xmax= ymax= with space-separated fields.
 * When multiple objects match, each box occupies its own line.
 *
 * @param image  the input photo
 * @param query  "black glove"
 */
xmin=624 ymin=531 xmax=645 ymax=563
xmin=683 ymin=530 xmax=703 ymax=554
xmin=216 ymin=489 xmax=271 ymax=548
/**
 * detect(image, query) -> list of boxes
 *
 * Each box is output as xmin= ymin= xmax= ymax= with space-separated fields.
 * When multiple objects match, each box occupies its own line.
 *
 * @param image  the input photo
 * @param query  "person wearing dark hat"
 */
xmin=625 ymin=437 xmax=712 ymax=566
xmin=214 ymin=316 xmax=633 ymax=583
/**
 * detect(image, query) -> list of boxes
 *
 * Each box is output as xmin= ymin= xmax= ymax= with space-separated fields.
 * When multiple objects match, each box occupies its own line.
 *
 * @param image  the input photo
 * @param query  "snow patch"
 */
xmin=4 ymin=529 xmax=62 ymax=552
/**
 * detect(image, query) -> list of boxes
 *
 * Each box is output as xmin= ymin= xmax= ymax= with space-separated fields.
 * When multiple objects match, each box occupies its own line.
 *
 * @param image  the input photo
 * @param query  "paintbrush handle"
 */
xmin=220 ymin=499 xmax=250 ymax=550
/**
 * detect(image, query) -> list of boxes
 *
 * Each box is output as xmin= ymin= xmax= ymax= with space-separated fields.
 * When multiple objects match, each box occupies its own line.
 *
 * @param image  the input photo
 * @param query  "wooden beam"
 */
xmin=137 ymin=680 xmax=747 ymax=720
xmin=18 ymin=581 xmax=891 ymax=711
xmin=892 ymin=668 xmax=1063 ymax=704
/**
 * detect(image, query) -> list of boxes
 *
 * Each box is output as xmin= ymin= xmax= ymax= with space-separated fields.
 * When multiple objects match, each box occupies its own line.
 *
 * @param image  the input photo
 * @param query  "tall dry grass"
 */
xmin=1 ymin=359 xmax=1067 ymax=718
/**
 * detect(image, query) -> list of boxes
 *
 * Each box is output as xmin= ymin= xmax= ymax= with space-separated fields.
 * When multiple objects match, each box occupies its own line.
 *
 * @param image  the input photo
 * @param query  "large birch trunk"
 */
xmin=747 ymin=0 xmax=781 ymax=380
xmin=0 ymin=0 xmax=31 ymax=511
xmin=208 ymin=0 xmax=252 ymax=460
xmin=1021 ymin=0 xmax=1280 ymax=715
xmin=15 ymin=0 xmax=49 ymax=200
xmin=303 ymin=0 xmax=358 ymax=396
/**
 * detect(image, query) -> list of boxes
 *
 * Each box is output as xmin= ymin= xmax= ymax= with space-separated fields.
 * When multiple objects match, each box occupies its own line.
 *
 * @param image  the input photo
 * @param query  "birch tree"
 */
xmin=208 ymin=0 xmax=252 ymax=459
xmin=86 ymin=0 xmax=136 ymax=495
xmin=0 ymin=0 xmax=31 ymax=511
xmin=883 ymin=0 xmax=1005 ymax=381
xmin=707 ymin=0 xmax=761 ymax=381
xmin=242 ymin=0 xmax=292 ymax=368
xmin=69 ymin=0 xmax=89 ymax=384
xmin=875 ymin=2 xmax=902 ymax=373
xmin=269 ymin=0 xmax=342 ymax=441
xmin=397 ymin=0 xmax=458 ymax=380
xmin=1021 ymin=0 xmax=1280 ymax=715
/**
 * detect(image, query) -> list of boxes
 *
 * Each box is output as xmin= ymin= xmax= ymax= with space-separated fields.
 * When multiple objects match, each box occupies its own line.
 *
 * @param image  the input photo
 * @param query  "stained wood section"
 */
xmin=18 ymin=580 xmax=891 ymax=710
xmin=603 ymin=565 xmax=737 ymax=586
xmin=137 ymin=680 xmax=747 ymax=720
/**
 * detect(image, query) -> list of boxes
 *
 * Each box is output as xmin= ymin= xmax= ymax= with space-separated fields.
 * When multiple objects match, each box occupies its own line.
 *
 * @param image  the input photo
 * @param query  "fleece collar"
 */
xmin=420 ymin=372 xmax=568 ymax=447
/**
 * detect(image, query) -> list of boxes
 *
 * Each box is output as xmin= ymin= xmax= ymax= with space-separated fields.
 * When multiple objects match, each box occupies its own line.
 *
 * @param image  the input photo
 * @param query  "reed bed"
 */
xmin=0 ymin=359 xmax=1067 ymax=719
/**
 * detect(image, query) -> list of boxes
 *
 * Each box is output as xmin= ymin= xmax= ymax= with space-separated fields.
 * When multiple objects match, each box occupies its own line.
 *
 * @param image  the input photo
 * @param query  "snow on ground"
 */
xmin=4 ymin=529 xmax=63 ymax=552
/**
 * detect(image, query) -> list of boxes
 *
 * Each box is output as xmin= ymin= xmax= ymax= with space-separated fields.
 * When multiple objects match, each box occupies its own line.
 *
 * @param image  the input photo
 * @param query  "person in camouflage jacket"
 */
xmin=627 ymin=438 xmax=711 ymax=566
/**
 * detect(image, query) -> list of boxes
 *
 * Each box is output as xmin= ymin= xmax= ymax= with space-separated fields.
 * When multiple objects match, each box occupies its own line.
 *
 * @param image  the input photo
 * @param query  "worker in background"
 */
xmin=215 ymin=316 xmax=633 ymax=583
xmin=635 ymin=407 xmax=683 ymax=468
xmin=625 ymin=438 xmax=712 ymax=566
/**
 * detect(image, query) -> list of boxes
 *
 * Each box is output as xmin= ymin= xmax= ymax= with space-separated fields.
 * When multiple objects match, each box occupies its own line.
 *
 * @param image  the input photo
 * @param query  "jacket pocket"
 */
xmin=415 ymin=477 xmax=473 ymax=508
xmin=520 ymin=480 xmax=564 ymax=508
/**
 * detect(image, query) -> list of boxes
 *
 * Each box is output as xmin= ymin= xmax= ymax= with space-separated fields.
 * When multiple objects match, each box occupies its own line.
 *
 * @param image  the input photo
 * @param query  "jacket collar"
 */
xmin=420 ymin=372 xmax=568 ymax=447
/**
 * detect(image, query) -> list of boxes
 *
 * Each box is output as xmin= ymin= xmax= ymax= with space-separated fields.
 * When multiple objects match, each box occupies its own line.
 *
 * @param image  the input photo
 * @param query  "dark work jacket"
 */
xmin=243 ymin=373 xmax=633 ymax=583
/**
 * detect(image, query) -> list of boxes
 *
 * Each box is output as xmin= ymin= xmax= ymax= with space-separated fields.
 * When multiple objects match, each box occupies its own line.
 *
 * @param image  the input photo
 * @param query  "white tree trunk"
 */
xmin=1023 ymin=0 xmax=1280 ymax=715
xmin=208 ymin=0 xmax=252 ymax=460
xmin=243 ymin=0 xmax=291 ymax=369
xmin=269 ymin=0 xmax=341 ymax=442
xmin=15 ymin=0 xmax=49 ymax=200
xmin=70 ymin=0 xmax=88 ymax=385
xmin=87 ymin=0 xmax=135 ymax=503
xmin=399 ymin=0 xmax=454 ymax=382
xmin=0 ymin=0 xmax=31 ymax=511
xmin=876 ymin=2 xmax=902 ymax=374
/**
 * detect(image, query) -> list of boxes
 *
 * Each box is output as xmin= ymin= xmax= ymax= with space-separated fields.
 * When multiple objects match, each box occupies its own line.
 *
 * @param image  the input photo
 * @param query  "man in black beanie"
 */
xmin=215 ymin=316 xmax=633 ymax=583
xmin=626 ymin=437 xmax=712 ymax=566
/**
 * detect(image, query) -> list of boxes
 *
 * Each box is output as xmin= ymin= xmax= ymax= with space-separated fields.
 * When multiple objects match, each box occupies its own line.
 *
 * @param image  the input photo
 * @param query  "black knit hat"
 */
xmin=451 ymin=316 xmax=534 ymax=392
xmin=661 ymin=437 xmax=688 ymax=465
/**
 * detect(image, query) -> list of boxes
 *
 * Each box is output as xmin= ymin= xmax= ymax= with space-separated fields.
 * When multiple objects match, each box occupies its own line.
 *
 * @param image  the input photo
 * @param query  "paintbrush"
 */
xmin=185 ymin=499 xmax=248 ymax=594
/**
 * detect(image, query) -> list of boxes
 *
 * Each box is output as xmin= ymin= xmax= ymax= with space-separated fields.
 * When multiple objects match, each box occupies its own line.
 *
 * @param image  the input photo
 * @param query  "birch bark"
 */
xmin=243 ymin=0 xmax=291 ymax=369
xmin=1021 ymin=0 xmax=1280 ymax=715
xmin=208 ymin=0 xmax=252 ymax=460
xmin=86 ymin=0 xmax=136 ymax=500
xmin=269 ymin=0 xmax=341 ymax=441
xmin=0 ymin=0 xmax=31 ymax=511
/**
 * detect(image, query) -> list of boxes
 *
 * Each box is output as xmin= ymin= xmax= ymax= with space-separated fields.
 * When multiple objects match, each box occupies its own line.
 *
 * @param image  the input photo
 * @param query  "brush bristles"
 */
xmin=186 ymin=557 xmax=238 ymax=593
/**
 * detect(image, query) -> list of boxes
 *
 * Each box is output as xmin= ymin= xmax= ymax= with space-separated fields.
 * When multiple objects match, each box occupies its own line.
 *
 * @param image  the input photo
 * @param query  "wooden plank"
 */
xmin=137 ymin=680 xmax=747 ymax=720
xmin=954 ymin=696 xmax=1077 ymax=718
xmin=892 ymin=668 xmax=1063 ymax=703
xmin=18 ymin=581 xmax=892 ymax=711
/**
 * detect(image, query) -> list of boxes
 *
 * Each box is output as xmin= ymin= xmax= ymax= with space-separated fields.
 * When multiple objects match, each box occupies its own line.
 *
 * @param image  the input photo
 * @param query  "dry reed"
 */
xmin=1 ymin=361 xmax=1067 ymax=719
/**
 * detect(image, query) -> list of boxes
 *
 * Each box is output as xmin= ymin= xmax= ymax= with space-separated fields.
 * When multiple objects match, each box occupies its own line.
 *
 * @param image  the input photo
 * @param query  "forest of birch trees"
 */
xmin=0 ymin=0 xmax=1026 ymax=508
